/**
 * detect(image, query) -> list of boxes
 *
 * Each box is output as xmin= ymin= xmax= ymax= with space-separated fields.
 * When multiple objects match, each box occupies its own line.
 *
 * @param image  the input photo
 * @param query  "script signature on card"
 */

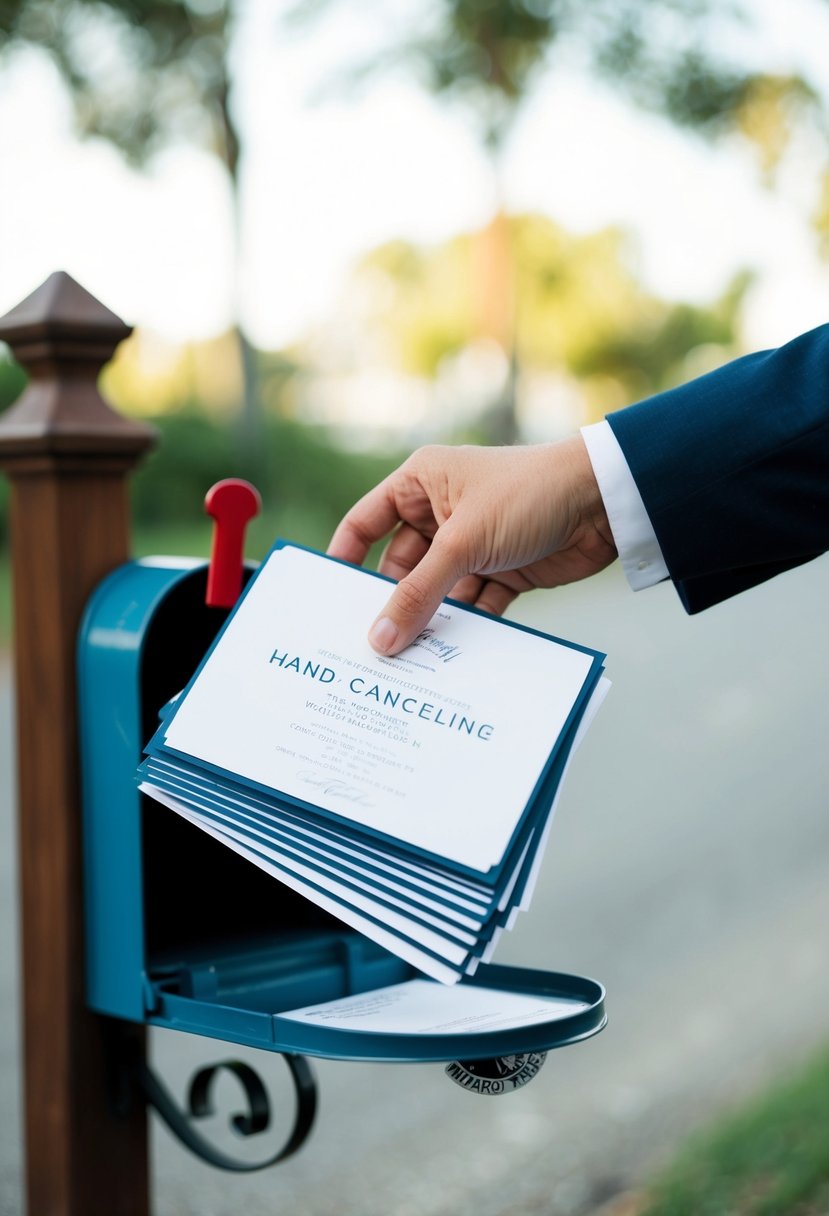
xmin=410 ymin=626 xmax=463 ymax=664
xmin=296 ymin=771 xmax=375 ymax=807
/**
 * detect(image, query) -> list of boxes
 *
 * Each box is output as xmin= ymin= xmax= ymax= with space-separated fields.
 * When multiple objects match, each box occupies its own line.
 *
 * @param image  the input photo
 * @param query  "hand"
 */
xmin=327 ymin=437 xmax=617 ymax=655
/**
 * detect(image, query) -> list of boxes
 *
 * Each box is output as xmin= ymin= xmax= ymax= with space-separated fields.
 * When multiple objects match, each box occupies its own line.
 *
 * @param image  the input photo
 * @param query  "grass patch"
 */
xmin=638 ymin=1043 xmax=829 ymax=1216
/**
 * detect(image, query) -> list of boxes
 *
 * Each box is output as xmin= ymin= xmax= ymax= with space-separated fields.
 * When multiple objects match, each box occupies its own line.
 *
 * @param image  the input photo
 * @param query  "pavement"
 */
xmin=2 ymin=556 xmax=829 ymax=1216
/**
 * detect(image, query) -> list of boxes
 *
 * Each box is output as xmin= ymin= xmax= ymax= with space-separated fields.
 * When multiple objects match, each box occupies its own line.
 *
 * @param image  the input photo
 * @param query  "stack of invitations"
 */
xmin=138 ymin=542 xmax=609 ymax=984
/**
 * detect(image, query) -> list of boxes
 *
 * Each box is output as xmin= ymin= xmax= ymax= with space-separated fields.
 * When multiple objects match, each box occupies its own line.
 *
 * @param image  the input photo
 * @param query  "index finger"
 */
xmin=327 ymin=477 xmax=404 ymax=566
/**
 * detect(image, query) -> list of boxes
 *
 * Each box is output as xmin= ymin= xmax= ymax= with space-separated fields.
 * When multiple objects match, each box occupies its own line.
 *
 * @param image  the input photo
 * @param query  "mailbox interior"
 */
xmin=139 ymin=564 xmax=361 ymax=973
xmin=80 ymin=558 xmax=605 ymax=1064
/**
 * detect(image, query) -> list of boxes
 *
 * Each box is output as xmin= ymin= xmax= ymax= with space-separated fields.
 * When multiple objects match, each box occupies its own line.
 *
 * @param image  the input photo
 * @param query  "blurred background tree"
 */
xmin=0 ymin=0 xmax=264 ymax=460
xmin=356 ymin=216 xmax=749 ymax=391
xmin=290 ymin=0 xmax=827 ymax=440
xmin=332 ymin=213 xmax=749 ymax=443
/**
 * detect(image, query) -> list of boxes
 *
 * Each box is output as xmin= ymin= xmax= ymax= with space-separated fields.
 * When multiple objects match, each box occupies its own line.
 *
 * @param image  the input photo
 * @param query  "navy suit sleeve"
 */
xmin=606 ymin=324 xmax=829 ymax=613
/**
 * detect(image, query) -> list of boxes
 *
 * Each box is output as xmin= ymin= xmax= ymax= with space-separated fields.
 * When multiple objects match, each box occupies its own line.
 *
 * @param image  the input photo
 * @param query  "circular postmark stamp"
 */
xmin=444 ymin=1052 xmax=547 ymax=1096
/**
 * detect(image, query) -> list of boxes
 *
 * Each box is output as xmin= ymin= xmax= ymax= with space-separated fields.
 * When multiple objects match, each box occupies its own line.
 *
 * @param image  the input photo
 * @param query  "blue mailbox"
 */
xmin=78 ymin=552 xmax=606 ymax=1161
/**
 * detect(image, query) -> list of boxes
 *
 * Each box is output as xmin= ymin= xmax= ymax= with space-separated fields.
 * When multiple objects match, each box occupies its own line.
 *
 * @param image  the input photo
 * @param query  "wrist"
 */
xmin=559 ymin=435 xmax=616 ymax=556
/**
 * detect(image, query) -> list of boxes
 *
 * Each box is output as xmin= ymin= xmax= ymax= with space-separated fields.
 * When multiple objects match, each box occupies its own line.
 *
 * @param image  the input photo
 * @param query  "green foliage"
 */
xmin=640 ymin=1041 xmax=829 ymax=1216
xmin=360 ymin=235 xmax=476 ymax=375
xmin=570 ymin=268 xmax=753 ymax=394
xmin=0 ymin=349 xmax=26 ymax=411
xmin=354 ymin=214 xmax=747 ymax=400
xmin=130 ymin=409 xmax=402 ymax=555
xmin=0 ymin=351 xmax=26 ymax=547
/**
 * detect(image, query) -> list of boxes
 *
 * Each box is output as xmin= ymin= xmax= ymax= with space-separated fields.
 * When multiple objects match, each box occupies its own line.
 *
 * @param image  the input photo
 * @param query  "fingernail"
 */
xmin=369 ymin=617 xmax=399 ymax=654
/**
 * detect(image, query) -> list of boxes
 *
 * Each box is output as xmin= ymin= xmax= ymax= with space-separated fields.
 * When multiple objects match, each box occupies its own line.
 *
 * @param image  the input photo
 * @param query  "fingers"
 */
xmin=369 ymin=530 xmax=465 ymax=655
xmin=328 ymin=445 xmax=453 ymax=566
xmin=448 ymin=574 xmax=518 ymax=617
xmin=447 ymin=573 xmax=484 ymax=603
xmin=327 ymin=478 xmax=403 ymax=566
xmin=377 ymin=524 xmax=431 ymax=583
xmin=474 ymin=580 xmax=518 ymax=617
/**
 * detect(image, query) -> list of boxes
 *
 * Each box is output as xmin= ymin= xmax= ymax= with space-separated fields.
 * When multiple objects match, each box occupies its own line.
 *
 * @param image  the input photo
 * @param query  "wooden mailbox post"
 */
xmin=0 ymin=273 xmax=156 ymax=1216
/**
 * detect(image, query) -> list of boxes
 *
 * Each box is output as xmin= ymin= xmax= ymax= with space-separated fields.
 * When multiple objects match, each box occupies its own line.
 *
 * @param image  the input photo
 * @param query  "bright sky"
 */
xmin=1 ymin=0 xmax=828 ymax=351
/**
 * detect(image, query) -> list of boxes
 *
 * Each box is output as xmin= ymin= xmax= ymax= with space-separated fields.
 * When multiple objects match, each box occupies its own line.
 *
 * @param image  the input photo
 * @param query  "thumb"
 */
xmin=368 ymin=533 xmax=465 ymax=656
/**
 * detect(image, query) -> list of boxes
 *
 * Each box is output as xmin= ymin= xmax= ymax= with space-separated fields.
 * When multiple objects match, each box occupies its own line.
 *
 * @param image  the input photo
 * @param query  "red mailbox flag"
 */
xmin=205 ymin=478 xmax=262 ymax=609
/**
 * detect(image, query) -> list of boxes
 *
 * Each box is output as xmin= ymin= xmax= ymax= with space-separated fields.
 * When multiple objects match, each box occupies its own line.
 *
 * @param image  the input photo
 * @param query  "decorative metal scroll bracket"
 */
xmin=112 ymin=1032 xmax=318 ymax=1172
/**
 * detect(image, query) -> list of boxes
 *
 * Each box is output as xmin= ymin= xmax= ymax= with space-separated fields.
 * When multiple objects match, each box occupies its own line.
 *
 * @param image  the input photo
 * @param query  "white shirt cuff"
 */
xmin=581 ymin=421 xmax=669 ymax=591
